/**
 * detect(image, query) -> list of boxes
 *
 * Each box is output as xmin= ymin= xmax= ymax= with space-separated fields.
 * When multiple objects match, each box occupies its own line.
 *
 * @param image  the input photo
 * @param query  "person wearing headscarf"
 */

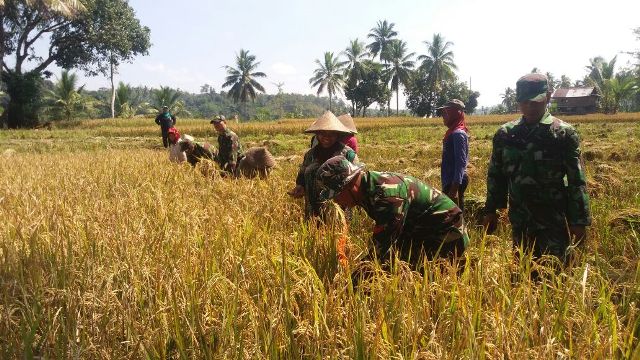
xmin=167 ymin=127 xmax=187 ymax=163
xmin=288 ymin=111 xmax=358 ymax=218
xmin=155 ymin=105 xmax=176 ymax=148
xmin=438 ymin=99 xmax=469 ymax=212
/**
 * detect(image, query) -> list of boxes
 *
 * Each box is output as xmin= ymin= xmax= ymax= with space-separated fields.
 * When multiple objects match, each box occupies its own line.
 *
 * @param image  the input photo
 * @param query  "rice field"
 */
xmin=1 ymin=114 xmax=639 ymax=359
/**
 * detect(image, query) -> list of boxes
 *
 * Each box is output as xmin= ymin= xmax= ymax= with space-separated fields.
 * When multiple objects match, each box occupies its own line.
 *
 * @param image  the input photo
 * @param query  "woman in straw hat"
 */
xmin=310 ymin=113 xmax=359 ymax=153
xmin=288 ymin=111 xmax=359 ymax=218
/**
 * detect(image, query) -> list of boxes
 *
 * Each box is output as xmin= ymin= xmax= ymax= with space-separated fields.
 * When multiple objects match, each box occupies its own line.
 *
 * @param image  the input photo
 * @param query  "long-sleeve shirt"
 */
xmin=441 ymin=130 xmax=468 ymax=188
xmin=155 ymin=112 xmax=176 ymax=128
xmin=215 ymin=128 xmax=243 ymax=173
xmin=484 ymin=113 xmax=591 ymax=227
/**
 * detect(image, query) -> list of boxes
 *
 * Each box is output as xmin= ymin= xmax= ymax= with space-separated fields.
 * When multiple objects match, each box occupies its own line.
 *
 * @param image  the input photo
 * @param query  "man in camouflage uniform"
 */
xmin=482 ymin=73 xmax=591 ymax=264
xmin=317 ymin=155 xmax=469 ymax=269
xmin=211 ymin=115 xmax=244 ymax=176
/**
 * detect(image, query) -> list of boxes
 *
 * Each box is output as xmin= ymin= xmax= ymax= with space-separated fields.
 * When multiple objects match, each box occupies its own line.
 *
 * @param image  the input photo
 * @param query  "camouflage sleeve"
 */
xmin=229 ymin=134 xmax=240 ymax=170
xmin=296 ymin=150 xmax=313 ymax=186
xmin=346 ymin=149 xmax=359 ymax=164
xmin=484 ymin=129 xmax=508 ymax=212
xmin=564 ymin=130 xmax=592 ymax=226
xmin=371 ymin=196 xmax=409 ymax=260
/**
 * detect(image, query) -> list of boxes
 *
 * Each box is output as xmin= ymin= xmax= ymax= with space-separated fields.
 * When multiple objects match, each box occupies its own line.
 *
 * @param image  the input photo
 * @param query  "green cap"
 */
xmin=317 ymin=155 xmax=365 ymax=201
xmin=516 ymin=73 xmax=549 ymax=102
xmin=210 ymin=115 xmax=226 ymax=124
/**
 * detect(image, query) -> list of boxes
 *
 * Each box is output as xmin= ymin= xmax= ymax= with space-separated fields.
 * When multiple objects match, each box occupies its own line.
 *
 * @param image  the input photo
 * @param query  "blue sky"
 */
xmin=66 ymin=0 xmax=640 ymax=107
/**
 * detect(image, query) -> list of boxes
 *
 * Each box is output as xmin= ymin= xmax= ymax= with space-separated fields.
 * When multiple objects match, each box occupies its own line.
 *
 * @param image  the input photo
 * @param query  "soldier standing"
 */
xmin=210 ymin=115 xmax=244 ymax=176
xmin=482 ymin=73 xmax=591 ymax=265
xmin=316 ymin=155 xmax=469 ymax=269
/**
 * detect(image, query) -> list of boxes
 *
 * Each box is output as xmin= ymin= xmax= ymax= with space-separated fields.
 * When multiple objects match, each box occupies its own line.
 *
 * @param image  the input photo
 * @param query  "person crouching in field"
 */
xmin=167 ymin=127 xmax=187 ymax=163
xmin=288 ymin=111 xmax=358 ymax=219
xmin=438 ymin=99 xmax=469 ymax=212
xmin=211 ymin=115 xmax=243 ymax=177
xmin=482 ymin=73 xmax=591 ymax=271
xmin=155 ymin=105 xmax=176 ymax=148
xmin=310 ymin=113 xmax=359 ymax=153
xmin=179 ymin=135 xmax=215 ymax=167
xmin=316 ymin=155 xmax=469 ymax=272
xmin=209 ymin=115 xmax=276 ymax=179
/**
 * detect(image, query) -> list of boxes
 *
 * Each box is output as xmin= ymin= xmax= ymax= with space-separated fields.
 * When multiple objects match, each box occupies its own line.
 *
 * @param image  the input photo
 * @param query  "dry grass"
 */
xmin=0 ymin=114 xmax=639 ymax=358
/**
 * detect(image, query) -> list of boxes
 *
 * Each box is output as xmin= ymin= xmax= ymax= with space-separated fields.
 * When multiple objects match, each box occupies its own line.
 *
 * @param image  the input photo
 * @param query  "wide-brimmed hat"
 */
xmin=516 ymin=73 xmax=549 ymax=103
xmin=436 ymin=99 xmax=465 ymax=110
xmin=317 ymin=155 xmax=365 ymax=201
xmin=305 ymin=111 xmax=352 ymax=134
xmin=337 ymin=113 xmax=358 ymax=134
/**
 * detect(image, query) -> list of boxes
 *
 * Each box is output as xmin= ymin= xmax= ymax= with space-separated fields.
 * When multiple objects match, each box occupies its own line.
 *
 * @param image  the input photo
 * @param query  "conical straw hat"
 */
xmin=304 ymin=111 xmax=352 ymax=134
xmin=337 ymin=113 xmax=357 ymax=134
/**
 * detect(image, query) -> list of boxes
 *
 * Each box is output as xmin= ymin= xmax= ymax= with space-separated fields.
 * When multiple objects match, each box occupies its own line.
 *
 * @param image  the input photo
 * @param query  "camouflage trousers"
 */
xmin=510 ymin=203 xmax=571 ymax=264
xmin=376 ymin=206 xmax=469 ymax=269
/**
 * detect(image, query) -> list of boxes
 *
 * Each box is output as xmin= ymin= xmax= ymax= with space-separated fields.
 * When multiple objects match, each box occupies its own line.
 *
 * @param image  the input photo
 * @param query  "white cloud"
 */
xmin=271 ymin=62 xmax=297 ymax=76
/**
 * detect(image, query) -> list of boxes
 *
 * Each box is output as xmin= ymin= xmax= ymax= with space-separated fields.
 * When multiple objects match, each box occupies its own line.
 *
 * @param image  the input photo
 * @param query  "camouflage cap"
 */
xmin=210 ymin=115 xmax=226 ymax=124
xmin=516 ymin=73 xmax=549 ymax=103
xmin=317 ymin=155 xmax=365 ymax=201
xmin=436 ymin=99 xmax=465 ymax=110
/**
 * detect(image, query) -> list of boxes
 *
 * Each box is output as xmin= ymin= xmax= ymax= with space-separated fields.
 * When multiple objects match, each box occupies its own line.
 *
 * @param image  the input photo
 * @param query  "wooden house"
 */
xmin=551 ymin=87 xmax=599 ymax=115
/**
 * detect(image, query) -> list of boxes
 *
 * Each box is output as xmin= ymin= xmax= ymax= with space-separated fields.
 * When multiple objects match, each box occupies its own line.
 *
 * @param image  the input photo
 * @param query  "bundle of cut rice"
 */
xmin=238 ymin=147 xmax=276 ymax=179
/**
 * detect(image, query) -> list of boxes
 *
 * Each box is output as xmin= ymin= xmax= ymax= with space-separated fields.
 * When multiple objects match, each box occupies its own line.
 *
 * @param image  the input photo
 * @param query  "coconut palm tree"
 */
xmin=586 ymin=56 xmax=617 ymax=89
xmin=418 ymin=33 xmax=457 ymax=92
xmin=143 ymin=86 xmax=190 ymax=117
xmin=309 ymin=51 xmax=346 ymax=112
xmin=342 ymin=39 xmax=370 ymax=84
xmin=383 ymin=40 xmax=415 ymax=115
xmin=604 ymin=75 xmax=637 ymax=114
xmin=367 ymin=20 xmax=398 ymax=62
xmin=222 ymin=49 xmax=267 ymax=118
xmin=45 ymin=70 xmax=92 ymax=121
xmin=115 ymin=82 xmax=143 ymax=118
xmin=500 ymin=87 xmax=516 ymax=113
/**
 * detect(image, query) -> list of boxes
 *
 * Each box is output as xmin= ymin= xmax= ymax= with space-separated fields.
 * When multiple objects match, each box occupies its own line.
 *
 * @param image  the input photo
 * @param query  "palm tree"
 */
xmin=367 ymin=20 xmax=398 ymax=62
xmin=586 ymin=56 xmax=617 ymax=89
xmin=115 ymin=82 xmax=143 ymax=118
xmin=604 ymin=75 xmax=637 ymax=114
xmin=383 ymin=40 xmax=415 ymax=115
xmin=342 ymin=39 xmax=370 ymax=83
xmin=309 ymin=51 xmax=346 ymax=112
xmin=143 ymin=86 xmax=190 ymax=117
xmin=45 ymin=70 xmax=92 ymax=121
xmin=418 ymin=33 xmax=457 ymax=92
xmin=222 ymin=49 xmax=267 ymax=118
xmin=500 ymin=87 xmax=516 ymax=113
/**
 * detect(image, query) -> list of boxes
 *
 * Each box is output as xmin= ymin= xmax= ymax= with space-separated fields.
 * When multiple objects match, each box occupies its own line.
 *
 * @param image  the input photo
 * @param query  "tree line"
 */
xmin=0 ymin=2 xmax=638 ymax=127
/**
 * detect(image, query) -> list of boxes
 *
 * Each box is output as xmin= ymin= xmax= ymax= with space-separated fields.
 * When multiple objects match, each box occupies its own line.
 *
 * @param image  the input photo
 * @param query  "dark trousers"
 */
xmin=443 ymin=174 xmax=469 ymax=213
xmin=160 ymin=126 xmax=170 ymax=148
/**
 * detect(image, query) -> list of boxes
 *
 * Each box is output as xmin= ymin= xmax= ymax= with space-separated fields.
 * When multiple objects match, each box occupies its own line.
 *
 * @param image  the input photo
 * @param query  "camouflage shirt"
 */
xmin=215 ymin=128 xmax=243 ymax=173
xmin=484 ymin=112 xmax=591 ymax=228
xmin=359 ymin=171 xmax=468 ymax=259
xmin=296 ymin=142 xmax=358 ymax=217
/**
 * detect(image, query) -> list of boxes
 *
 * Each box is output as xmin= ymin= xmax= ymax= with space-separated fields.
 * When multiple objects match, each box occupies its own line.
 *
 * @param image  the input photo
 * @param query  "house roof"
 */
xmin=552 ymin=87 xmax=598 ymax=98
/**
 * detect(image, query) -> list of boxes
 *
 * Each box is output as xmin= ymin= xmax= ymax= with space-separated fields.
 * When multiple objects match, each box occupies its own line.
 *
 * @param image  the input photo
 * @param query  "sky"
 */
xmin=58 ymin=0 xmax=640 ymax=108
